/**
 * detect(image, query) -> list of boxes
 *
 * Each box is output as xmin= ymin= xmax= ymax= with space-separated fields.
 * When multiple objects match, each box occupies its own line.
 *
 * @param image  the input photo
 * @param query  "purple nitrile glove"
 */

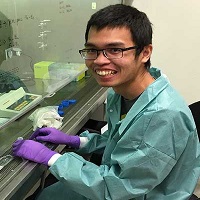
xmin=30 ymin=127 xmax=80 ymax=149
xmin=12 ymin=139 xmax=57 ymax=166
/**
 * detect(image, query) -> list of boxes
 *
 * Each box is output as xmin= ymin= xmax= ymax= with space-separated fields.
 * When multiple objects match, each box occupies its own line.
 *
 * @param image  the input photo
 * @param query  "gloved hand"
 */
xmin=12 ymin=139 xmax=57 ymax=166
xmin=30 ymin=127 xmax=80 ymax=149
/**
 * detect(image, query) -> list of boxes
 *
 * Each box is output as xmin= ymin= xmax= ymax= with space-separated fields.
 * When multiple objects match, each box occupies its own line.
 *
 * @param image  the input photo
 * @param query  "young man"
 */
xmin=13 ymin=4 xmax=200 ymax=200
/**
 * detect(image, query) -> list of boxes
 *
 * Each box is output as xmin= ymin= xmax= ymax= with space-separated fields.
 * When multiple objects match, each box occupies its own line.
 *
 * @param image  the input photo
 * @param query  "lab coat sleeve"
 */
xmin=76 ymin=129 xmax=110 ymax=155
xmin=49 ymin=152 xmax=107 ymax=200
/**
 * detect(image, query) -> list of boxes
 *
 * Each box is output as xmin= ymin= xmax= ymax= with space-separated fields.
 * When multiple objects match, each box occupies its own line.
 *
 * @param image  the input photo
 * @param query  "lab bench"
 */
xmin=0 ymin=76 xmax=107 ymax=200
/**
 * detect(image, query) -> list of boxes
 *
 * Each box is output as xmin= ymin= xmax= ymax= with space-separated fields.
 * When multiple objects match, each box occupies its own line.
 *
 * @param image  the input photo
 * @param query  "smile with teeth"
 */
xmin=96 ymin=70 xmax=116 ymax=76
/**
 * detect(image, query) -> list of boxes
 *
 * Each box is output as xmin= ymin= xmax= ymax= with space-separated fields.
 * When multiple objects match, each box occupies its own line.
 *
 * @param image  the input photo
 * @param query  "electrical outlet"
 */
xmin=92 ymin=2 xmax=96 ymax=10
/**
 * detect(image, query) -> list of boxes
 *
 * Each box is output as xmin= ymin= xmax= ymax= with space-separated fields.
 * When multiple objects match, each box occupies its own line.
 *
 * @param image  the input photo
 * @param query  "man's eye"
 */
xmin=86 ymin=49 xmax=96 ymax=54
xmin=108 ymin=48 xmax=122 ymax=54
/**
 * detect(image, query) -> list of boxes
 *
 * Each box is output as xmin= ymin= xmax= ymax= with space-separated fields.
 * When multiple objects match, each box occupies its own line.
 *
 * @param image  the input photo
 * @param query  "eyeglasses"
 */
xmin=79 ymin=46 xmax=137 ymax=60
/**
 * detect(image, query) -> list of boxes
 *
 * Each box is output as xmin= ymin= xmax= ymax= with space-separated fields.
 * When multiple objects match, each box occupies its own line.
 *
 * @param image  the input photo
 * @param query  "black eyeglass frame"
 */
xmin=79 ymin=46 xmax=138 ymax=60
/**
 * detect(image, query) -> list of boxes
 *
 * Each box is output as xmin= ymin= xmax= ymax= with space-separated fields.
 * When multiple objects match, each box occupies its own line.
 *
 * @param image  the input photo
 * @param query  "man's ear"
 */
xmin=141 ymin=44 xmax=153 ymax=63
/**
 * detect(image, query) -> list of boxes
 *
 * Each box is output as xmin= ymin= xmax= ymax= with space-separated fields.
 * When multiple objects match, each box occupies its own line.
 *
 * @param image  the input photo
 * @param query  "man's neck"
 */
xmin=113 ymin=72 xmax=155 ymax=100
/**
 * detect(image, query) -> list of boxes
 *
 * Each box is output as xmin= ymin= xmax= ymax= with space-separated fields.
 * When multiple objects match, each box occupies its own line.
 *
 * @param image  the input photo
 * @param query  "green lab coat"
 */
xmin=37 ymin=68 xmax=200 ymax=200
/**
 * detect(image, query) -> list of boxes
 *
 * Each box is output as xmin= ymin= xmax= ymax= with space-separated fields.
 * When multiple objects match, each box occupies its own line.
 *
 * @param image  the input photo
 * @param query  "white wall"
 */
xmin=132 ymin=0 xmax=200 ymax=104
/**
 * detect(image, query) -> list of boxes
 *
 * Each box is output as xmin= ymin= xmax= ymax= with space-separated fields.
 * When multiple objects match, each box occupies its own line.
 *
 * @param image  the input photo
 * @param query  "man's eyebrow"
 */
xmin=84 ymin=42 xmax=125 ymax=48
xmin=84 ymin=43 xmax=95 ymax=47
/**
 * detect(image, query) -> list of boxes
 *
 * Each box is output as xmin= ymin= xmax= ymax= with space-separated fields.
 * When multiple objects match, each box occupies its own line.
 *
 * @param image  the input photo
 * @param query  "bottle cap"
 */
xmin=58 ymin=110 xmax=64 ymax=117
xmin=58 ymin=104 xmax=64 ymax=110
xmin=68 ymin=99 xmax=76 ymax=104
xmin=61 ymin=100 xmax=69 ymax=107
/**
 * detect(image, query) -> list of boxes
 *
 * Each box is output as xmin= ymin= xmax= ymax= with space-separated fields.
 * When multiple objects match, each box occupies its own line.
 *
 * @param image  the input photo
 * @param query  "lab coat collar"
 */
xmin=107 ymin=68 xmax=170 ymax=135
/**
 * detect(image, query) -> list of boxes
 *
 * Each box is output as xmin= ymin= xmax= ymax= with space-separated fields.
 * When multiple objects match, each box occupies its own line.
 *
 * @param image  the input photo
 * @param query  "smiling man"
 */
xmin=13 ymin=4 xmax=200 ymax=200
xmin=82 ymin=26 xmax=154 ymax=99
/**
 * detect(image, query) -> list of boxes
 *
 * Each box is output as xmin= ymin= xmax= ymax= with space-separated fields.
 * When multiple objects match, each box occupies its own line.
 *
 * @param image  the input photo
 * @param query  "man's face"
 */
xmin=85 ymin=26 xmax=151 ymax=93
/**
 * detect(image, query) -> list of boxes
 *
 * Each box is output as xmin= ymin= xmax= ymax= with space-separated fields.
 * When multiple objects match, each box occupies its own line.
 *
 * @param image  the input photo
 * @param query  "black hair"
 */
xmin=85 ymin=4 xmax=153 ymax=68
